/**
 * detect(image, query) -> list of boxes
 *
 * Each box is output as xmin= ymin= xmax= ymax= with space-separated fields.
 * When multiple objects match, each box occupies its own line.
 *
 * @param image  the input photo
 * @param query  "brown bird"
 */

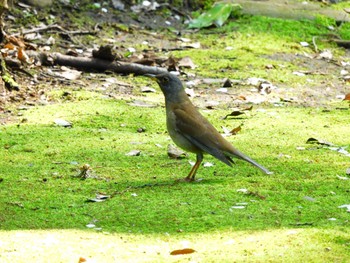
xmin=145 ymin=73 xmax=272 ymax=181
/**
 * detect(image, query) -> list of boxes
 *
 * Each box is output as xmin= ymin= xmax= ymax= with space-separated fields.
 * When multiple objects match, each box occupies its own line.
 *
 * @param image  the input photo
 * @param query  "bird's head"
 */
xmin=145 ymin=73 xmax=185 ymax=100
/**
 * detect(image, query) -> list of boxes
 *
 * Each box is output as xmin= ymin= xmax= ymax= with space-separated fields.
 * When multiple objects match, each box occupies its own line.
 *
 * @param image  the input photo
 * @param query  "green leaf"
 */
xmin=188 ymin=3 xmax=241 ymax=29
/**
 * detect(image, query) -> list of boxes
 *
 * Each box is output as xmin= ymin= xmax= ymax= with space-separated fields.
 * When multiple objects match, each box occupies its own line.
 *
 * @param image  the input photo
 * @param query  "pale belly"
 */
xmin=166 ymin=112 xmax=201 ymax=154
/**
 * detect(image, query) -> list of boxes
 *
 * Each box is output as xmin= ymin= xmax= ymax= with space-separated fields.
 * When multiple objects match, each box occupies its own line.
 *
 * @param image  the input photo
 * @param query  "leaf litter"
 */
xmin=305 ymin=138 xmax=350 ymax=157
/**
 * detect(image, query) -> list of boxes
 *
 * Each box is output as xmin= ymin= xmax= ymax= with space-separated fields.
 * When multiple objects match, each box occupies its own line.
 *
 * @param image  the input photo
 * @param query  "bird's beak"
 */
xmin=144 ymin=74 xmax=158 ymax=82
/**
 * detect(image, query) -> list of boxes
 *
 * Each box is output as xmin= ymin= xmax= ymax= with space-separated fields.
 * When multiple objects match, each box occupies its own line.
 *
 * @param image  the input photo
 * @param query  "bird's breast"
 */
xmin=166 ymin=108 xmax=201 ymax=154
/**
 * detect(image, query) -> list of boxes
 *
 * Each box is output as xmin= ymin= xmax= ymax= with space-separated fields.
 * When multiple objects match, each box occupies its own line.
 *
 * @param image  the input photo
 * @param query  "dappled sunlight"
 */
xmin=0 ymin=228 xmax=347 ymax=262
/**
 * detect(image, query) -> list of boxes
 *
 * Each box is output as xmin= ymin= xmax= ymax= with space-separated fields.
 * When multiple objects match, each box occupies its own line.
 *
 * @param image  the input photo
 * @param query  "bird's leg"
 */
xmin=185 ymin=153 xmax=203 ymax=182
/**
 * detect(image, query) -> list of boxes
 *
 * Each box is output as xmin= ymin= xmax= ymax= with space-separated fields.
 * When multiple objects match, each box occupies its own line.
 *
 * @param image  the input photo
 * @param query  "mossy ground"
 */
xmin=1 ymin=3 xmax=350 ymax=262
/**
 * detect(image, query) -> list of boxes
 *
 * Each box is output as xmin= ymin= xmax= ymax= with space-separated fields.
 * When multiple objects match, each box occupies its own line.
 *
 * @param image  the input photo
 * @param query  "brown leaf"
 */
xmin=223 ymin=110 xmax=245 ymax=119
xmin=170 ymin=248 xmax=196 ymax=256
xmin=343 ymin=93 xmax=350 ymax=101
xmin=230 ymin=124 xmax=242 ymax=135
xmin=18 ymin=48 xmax=29 ymax=63
xmin=243 ymin=105 xmax=253 ymax=111
xmin=168 ymin=144 xmax=187 ymax=159
xmin=178 ymin=56 xmax=197 ymax=69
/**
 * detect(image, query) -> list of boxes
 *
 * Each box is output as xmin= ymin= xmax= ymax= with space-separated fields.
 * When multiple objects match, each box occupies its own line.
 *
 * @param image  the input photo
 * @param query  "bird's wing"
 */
xmin=172 ymin=104 xmax=273 ymax=175
xmin=172 ymin=105 xmax=233 ymax=166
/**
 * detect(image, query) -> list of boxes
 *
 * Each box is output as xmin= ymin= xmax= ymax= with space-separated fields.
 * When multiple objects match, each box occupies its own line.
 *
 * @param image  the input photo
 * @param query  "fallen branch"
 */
xmin=29 ymin=51 xmax=168 ymax=75
xmin=332 ymin=39 xmax=350 ymax=49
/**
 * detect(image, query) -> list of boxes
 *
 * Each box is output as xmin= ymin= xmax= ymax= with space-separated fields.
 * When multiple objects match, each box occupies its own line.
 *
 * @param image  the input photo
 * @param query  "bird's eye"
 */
xmin=162 ymin=76 xmax=169 ymax=82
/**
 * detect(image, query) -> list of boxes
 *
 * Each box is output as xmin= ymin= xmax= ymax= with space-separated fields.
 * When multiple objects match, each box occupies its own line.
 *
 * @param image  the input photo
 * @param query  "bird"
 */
xmin=145 ymin=72 xmax=272 ymax=181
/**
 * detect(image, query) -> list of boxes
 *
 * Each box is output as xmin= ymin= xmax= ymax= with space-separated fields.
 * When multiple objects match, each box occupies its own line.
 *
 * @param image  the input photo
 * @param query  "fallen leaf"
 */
xmin=340 ymin=70 xmax=348 ymax=75
xmin=303 ymin=196 xmax=316 ymax=202
xmin=230 ymin=124 xmax=242 ymax=135
xmin=318 ymin=49 xmax=333 ymax=60
xmin=243 ymin=105 xmax=253 ymax=111
xmin=54 ymin=119 xmax=72 ymax=128
xmin=203 ymin=162 xmax=214 ymax=167
xmin=141 ymin=86 xmax=156 ymax=93
xmin=168 ymin=144 xmax=187 ymax=159
xmin=180 ymin=42 xmax=201 ymax=49
xmin=216 ymin=87 xmax=228 ymax=93
xmin=78 ymin=164 xmax=92 ymax=179
xmin=126 ymin=150 xmax=141 ymax=156
xmin=128 ymin=100 xmax=157 ymax=108
xmin=178 ymin=37 xmax=191 ymax=43
xmin=223 ymin=110 xmax=245 ymax=119
xmin=246 ymin=77 xmax=266 ymax=86
xmin=328 ymin=146 xmax=350 ymax=157
xmin=56 ymin=66 xmax=82 ymax=80
xmin=343 ymin=93 xmax=350 ymax=101
xmin=188 ymin=2 xmax=240 ymax=29
xmin=87 ymin=194 xmax=110 ymax=202
xmin=336 ymin=175 xmax=349 ymax=180
xmin=178 ymin=56 xmax=197 ymax=69
xmin=230 ymin=206 xmax=245 ymax=209
xmin=306 ymin=138 xmax=334 ymax=146
xmin=293 ymin=71 xmax=306 ymax=77
xmin=170 ymin=248 xmax=196 ymax=256
xmin=338 ymin=204 xmax=350 ymax=212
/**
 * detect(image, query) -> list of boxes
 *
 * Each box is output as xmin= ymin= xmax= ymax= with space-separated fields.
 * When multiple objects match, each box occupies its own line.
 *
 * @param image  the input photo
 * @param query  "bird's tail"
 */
xmin=226 ymin=149 xmax=273 ymax=175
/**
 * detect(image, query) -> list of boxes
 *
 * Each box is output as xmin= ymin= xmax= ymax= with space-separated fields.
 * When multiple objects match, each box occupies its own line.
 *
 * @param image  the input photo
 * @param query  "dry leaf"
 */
xmin=56 ymin=67 xmax=82 ymax=80
xmin=338 ymin=204 xmax=350 ymax=212
xmin=54 ymin=119 xmax=72 ymax=128
xmin=306 ymin=138 xmax=334 ymax=146
xmin=216 ymin=88 xmax=228 ymax=93
xmin=79 ymin=164 xmax=92 ymax=179
xmin=128 ymin=100 xmax=157 ymax=108
xmin=141 ymin=86 xmax=156 ymax=93
xmin=170 ymin=248 xmax=196 ymax=256
xmin=168 ymin=144 xmax=187 ymax=159
xmin=87 ymin=193 xmax=110 ymax=202
xmin=126 ymin=150 xmax=141 ymax=156
xmin=178 ymin=56 xmax=197 ymax=69
xmin=343 ymin=93 xmax=350 ymax=101
xmin=230 ymin=124 xmax=242 ymax=135
xmin=203 ymin=162 xmax=214 ymax=167
xmin=18 ymin=48 xmax=30 ymax=63
xmin=223 ymin=110 xmax=245 ymax=119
